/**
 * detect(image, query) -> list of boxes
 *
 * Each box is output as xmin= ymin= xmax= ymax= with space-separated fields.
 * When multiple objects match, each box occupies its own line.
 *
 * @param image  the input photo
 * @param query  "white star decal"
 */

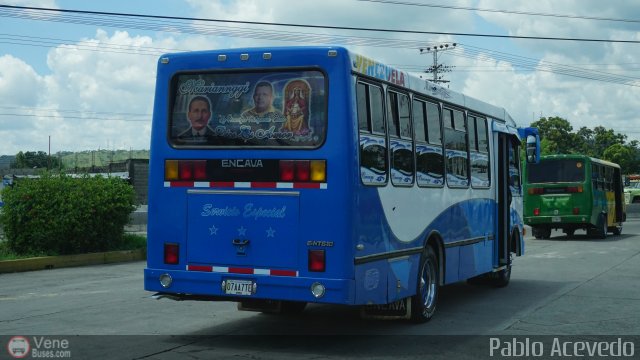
xmin=237 ymin=226 xmax=247 ymax=237
xmin=266 ymin=227 xmax=276 ymax=238
xmin=209 ymin=225 xmax=218 ymax=236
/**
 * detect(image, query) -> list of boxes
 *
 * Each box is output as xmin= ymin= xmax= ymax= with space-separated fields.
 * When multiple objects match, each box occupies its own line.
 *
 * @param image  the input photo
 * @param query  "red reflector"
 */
xmin=179 ymin=161 xmax=193 ymax=180
xmin=308 ymin=249 xmax=326 ymax=272
xmin=295 ymin=160 xmax=310 ymax=181
xmin=164 ymin=243 xmax=179 ymax=264
xmin=573 ymin=207 xmax=580 ymax=215
xmin=533 ymin=208 xmax=540 ymax=216
xmin=280 ymin=160 xmax=295 ymax=181
xmin=193 ymin=160 xmax=207 ymax=180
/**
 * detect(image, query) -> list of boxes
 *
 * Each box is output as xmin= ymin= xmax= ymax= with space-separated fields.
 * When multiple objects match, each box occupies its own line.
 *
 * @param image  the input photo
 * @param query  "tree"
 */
xmin=529 ymin=117 xmax=637 ymax=168
xmin=575 ymin=127 xmax=595 ymax=157
xmin=592 ymin=126 xmax=626 ymax=158
xmin=603 ymin=144 xmax=634 ymax=172
xmin=12 ymin=151 xmax=62 ymax=169
xmin=531 ymin=116 xmax=576 ymax=154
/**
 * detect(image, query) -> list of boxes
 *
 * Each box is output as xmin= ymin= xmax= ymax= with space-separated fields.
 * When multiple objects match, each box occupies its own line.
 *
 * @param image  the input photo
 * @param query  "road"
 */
xmin=1 ymin=220 xmax=640 ymax=359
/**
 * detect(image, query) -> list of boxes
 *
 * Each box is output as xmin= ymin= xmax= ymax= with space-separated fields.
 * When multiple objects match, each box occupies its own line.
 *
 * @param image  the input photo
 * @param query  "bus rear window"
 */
xmin=528 ymin=159 xmax=585 ymax=183
xmin=169 ymin=70 xmax=326 ymax=148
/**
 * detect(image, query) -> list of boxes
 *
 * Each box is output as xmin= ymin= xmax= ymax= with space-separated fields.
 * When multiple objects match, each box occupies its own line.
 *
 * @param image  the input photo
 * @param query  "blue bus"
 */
xmin=144 ymin=46 xmax=539 ymax=322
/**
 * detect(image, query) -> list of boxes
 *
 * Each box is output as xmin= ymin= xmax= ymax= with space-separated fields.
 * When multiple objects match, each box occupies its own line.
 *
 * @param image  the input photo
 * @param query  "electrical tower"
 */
xmin=419 ymin=43 xmax=457 ymax=84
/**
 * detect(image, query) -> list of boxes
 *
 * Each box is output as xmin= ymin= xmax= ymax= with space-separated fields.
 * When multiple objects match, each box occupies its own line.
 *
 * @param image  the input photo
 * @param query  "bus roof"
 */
xmin=347 ymin=49 xmax=515 ymax=126
xmin=159 ymin=45 xmax=517 ymax=127
xmin=539 ymin=154 xmax=621 ymax=169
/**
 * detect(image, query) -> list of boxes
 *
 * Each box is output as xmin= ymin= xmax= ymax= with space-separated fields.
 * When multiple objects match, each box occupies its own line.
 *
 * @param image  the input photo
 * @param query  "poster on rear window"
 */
xmin=169 ymin=70 xmax=326 ymax=147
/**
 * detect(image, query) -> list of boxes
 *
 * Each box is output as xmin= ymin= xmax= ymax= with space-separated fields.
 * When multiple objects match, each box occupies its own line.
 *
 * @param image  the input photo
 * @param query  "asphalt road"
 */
xmin=1 ymin=220 xmax=639 ymax=359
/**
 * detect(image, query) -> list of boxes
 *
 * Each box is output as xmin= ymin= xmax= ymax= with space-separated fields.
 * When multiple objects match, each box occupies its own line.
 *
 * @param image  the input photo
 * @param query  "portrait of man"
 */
xmin=178 ymin=95 xmax=215 ymax=141
xmin=241 ymin=81 xmax=283 ymax=127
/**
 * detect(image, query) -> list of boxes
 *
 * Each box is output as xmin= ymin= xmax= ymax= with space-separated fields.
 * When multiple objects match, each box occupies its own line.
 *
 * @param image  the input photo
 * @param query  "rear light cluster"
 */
xmin=165 ymin=160 xmax=207 ymax=180
xmin=528 ymin=188 xmax=544 ymax=195
xmin=164 ymin=243 xmax=179 ymax=264
xmin=279 ymin=160 xmax=326 ymax=182
xmin=528 ymin=186 xmax=583 ymax=195
xmin=532 ymin=207 xmax=580 ymax=216
xmin=164 ymin=159 xmax=326 ymax=182
xmin=308 ymin=249 xmax=326 ymax=272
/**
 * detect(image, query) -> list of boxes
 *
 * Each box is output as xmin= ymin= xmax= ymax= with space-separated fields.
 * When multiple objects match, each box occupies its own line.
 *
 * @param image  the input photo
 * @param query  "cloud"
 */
xmin=2 ymin=0 xmax=640 ymax=155
xmin=2 ymin=0 xmax=58 ymax=7
xmin=0 ymin=30 xmax=181 ymax=154
xmin=0 ymin=55 xmax=48 ymax=153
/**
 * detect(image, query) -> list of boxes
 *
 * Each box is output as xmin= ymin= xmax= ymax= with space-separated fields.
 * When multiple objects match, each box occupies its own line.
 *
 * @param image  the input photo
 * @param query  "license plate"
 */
xmin=224 ymin=279 xmax=254 ymax=296
xmin=552 ymin=216 xmax=561 ymax=222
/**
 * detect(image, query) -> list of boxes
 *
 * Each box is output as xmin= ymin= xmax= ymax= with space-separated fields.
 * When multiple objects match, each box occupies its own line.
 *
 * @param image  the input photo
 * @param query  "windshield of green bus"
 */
xmin=168 ymin=70 xmax=327 ymax=148
xmin=527 ymin=159 xmax=585 ymax=183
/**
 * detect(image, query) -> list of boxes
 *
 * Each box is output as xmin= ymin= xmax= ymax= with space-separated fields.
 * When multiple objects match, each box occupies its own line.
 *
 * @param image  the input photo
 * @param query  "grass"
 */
xmin=0 ymin=241 xmax=49 ymax=260
xmin=0 ymin=233 xmax=147 ymax=261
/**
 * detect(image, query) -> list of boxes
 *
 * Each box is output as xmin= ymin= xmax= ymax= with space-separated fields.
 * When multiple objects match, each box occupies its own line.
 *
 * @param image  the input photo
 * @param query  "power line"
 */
xmin=0 ymin=105 xmax=151 ymax=118
xmin=0 ymin=33 xmax=184 ymax=56
xmin=1 ymin=4 xmax=639 ymax=44
xmin=358 ymin=0 xmax=640 ymax=24
xmin=0 ymin=113 xmax=149 ymax=122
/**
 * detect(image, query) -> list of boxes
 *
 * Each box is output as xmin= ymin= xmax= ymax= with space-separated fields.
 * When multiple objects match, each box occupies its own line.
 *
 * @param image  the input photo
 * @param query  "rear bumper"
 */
xmin=144 ymin=267 xmax=355 ymax=305
xmin=525 ymin=215 xmax=591 ymax=226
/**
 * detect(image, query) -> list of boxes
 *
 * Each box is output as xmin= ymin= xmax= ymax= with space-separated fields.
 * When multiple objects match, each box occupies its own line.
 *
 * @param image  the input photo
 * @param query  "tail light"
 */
xmin=193 ymin=160 xmax=207 ymax=180
xmin=308 ymin=250 xmax=326 ymax=272
xmin=310 ymin=160 xmax=327 ymax=182
xmin=567 ymin=186 xmax=583 ymax=193
xmin=279 ymin=160 xmax=295 ymax=181
xmin=295 ymin=160 xmax=310 ymax=181
xmin=177 ymin=160 xmax=207 ymax=180
xmin=533 ymin=208 xmax=540 ymax=216
xmin=528 ymin=188 xmax=544 ymax=195
xmin=280 ymin=160 xmax=326 ymax=182
xmin=165 ymin=160 xmax=179 ymax=180
xmin=164 ymin=243 xmax=179 ymax=264
xmin=179 ymin=161 xmax=193 ymax=179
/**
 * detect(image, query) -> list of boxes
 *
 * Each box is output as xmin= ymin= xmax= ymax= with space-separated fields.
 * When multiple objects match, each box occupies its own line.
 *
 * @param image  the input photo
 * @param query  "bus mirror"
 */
xmin=526 ymin=135 xmax=539 ymax=164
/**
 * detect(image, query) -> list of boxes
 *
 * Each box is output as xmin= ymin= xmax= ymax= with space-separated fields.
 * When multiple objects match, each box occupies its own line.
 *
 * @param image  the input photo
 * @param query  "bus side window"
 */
xmin=357 ymin=81 xmax=388 ymax=186
xmin=469 ymin=116 xmax=490 ymax=188
xmin=414 ymin=99 xmax=444 ymax=187
xmin=387 ymin=90 xmax=414 ymax=186
xmin=444 ymin=108 xmax=469 ymax=188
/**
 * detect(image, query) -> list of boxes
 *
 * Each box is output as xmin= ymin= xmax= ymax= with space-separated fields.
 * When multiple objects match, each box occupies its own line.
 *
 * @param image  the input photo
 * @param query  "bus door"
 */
xmin=497 ymin=133 xmax=513 ymax=266
xmin=613 ymin=168 xmax=625 ymax=224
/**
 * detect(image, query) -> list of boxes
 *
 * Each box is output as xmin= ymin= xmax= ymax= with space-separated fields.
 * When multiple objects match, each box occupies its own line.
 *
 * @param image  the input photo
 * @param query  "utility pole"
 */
xmin=419 ymin=43 xmax=457 ymax=84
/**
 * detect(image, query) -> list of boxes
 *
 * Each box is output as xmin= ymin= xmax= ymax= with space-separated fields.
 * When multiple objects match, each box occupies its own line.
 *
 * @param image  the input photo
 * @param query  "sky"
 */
xmin=0 ymin=0 xmax=639 ymax=155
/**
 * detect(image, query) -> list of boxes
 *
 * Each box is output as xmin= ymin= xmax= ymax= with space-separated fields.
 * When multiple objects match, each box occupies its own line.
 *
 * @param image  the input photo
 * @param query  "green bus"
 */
xmin=523 ymin=154 xmax=625 ymax=239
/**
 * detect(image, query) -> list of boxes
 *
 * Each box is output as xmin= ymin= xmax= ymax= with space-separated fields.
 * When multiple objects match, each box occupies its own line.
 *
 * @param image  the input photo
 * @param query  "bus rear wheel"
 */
xmin=410 ymin=246 xmax=439 ymax=323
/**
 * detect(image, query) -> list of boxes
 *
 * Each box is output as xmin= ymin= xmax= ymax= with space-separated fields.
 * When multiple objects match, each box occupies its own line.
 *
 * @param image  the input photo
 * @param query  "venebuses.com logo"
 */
xmin=6 ymin=336 xmax=71 ymax=359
